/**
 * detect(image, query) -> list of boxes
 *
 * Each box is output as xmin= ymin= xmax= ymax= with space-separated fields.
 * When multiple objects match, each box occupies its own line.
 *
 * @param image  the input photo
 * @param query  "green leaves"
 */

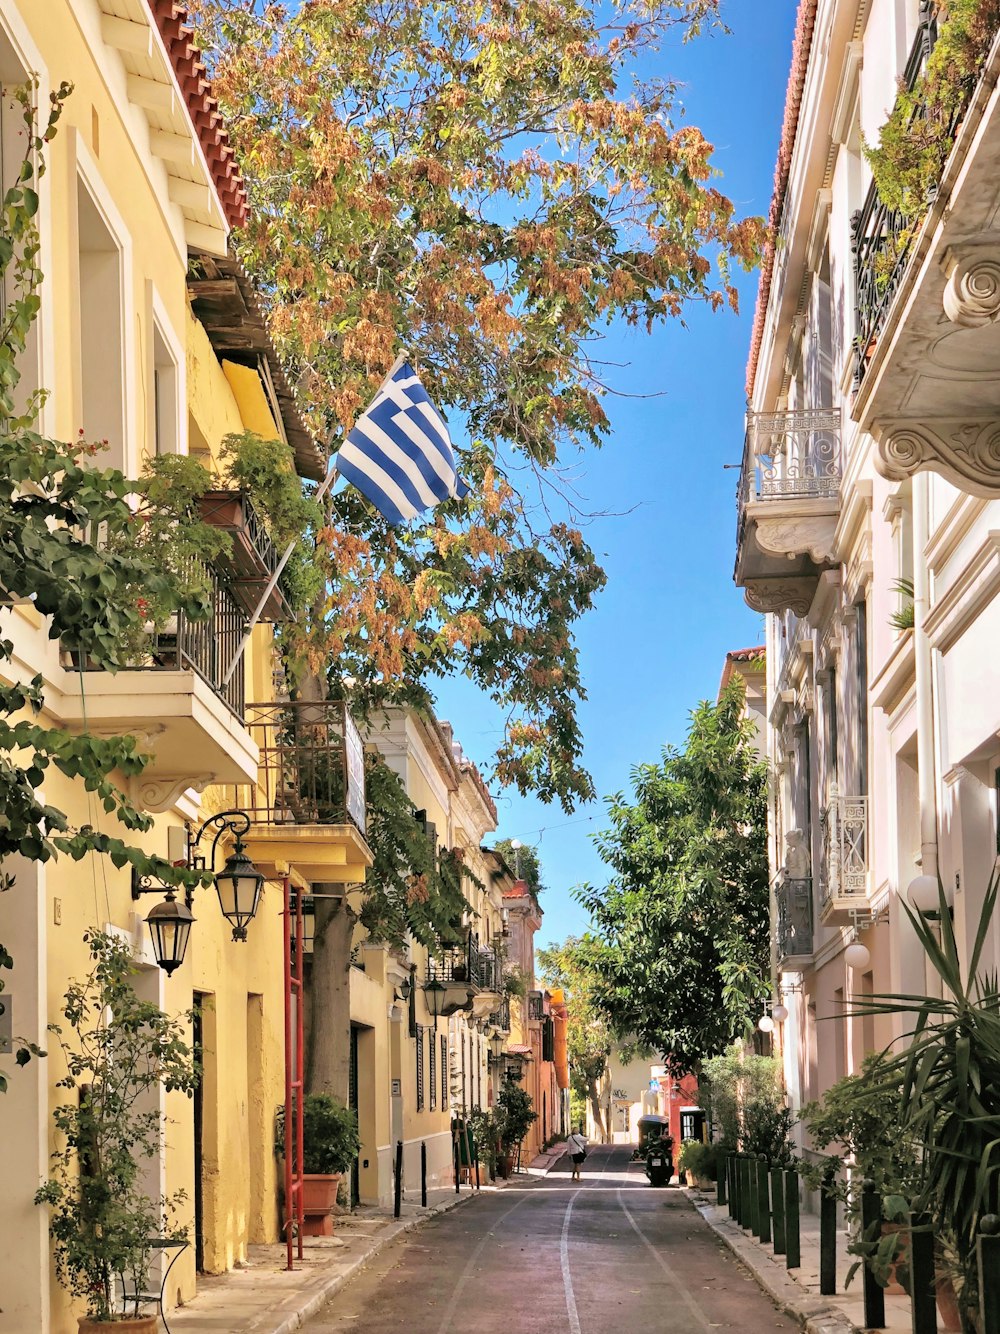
xmin=576 ymin=680 xmax=770 ymax=1072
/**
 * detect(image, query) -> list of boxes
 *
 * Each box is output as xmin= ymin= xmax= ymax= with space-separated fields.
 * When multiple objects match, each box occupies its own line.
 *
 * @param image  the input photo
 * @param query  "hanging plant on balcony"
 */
xmin=865 ymin=0 xmax=1000 ymax=219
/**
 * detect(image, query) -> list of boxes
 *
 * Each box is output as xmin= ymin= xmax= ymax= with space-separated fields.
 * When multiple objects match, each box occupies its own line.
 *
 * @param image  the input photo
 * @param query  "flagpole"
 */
xmin=218 ymin=350 xmax=410 ymax=689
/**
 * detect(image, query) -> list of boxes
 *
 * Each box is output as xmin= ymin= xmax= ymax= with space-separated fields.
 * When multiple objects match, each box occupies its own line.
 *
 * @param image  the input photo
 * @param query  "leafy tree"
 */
xmin=577 ymin=681 xmax=769 ymax=1074
xmin=538 ymin=935 xmax=612 ymax=1139
xmin=190 ymin=0 xmax=765 ymax=810
xmin=494 ymin=837 xmax=544 ymax=897
xmin=0 ymin=87 xmax=215 ymax=1086
xmin=190 ymin=0 xmax=764 ymax=1105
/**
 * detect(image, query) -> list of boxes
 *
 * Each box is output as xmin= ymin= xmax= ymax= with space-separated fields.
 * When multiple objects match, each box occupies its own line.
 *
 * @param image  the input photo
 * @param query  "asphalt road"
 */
xmin=304 ymin=1144 xmax=790 ymax=1334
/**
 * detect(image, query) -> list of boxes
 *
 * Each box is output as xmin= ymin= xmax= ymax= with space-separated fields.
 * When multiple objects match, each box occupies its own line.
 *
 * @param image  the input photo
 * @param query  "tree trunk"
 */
xmin=587 ymin=1078 xmax=605 ymax=1142
xmin=306 ymin=891 xmax=354 ymax=1103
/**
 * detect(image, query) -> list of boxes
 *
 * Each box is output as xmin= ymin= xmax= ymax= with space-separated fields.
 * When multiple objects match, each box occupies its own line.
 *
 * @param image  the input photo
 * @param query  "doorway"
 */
xmin=348 ymin=1024 xmax=360 ymax=1208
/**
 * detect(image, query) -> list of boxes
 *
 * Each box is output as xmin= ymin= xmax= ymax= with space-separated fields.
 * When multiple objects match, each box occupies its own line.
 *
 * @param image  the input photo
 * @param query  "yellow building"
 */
xmin=350 ymin=710 xmax=513 ymax=1203
xmin=0 ymin=3 xmax=369 ymax=1330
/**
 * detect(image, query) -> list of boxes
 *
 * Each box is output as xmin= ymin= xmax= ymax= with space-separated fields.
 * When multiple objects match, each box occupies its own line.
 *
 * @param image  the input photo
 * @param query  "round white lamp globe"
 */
xmin=907 ymin=874 xmax=940 ymax=914
xmin=510 ymin=839 xmax=522 ymax=851
xmin=757 ymin=1014 xmax=775 ymax=1033
xmin=844 ymin=940 xmax=871 ymax=970
xmin=771 ymin=1003 xmax=788 ymax=1023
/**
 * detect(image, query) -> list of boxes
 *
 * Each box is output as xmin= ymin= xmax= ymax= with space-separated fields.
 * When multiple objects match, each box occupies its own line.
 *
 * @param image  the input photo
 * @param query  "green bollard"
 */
xmin=771 ymin=1164 xmax=786 ymax=1255
xmin=819 ymin=1170 xmax=837 ymax=1296
xmin=910 ymin=1212 xmax=936 ymax=1334
xmin=756 ymin=1155 xmax=771 ymax=1244
xmin=784 ymin=1167 xmax=800 ymax=1269
xmin=978 ymin=1215 xmax=1000 ymax=1334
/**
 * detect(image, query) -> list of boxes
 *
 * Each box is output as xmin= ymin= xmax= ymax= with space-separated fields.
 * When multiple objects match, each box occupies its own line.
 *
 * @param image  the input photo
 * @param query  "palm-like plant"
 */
xmin=853 ymin=865 xmax=1000 ymax=1321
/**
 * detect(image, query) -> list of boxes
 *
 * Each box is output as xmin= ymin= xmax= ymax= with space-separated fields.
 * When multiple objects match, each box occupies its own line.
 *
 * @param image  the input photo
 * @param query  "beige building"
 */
xmin=734 ymin=0 xmax=1000 ymax=1149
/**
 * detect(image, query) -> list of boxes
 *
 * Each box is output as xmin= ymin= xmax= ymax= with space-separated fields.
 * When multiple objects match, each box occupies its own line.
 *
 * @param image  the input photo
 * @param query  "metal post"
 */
xmin=819 ymin=1171 xmax=837 ymax=1296
xmin=421 ymin=1141 xmax=428 ymax=1208
xmin=861 ymin=1180 xmax=886 ymax=1328
xmin=747 ymin=1155 xmax=759 ymax=1235
xmin=453 ymin=1125 xmax=460 ymax=1194
xmin=978 ymin=1215 xmax=1000 ymax=1334
xmin=771 ymin=1164 xmax=786 ymax=1255
xmin=717 ymin=1156 xmax=727 ymax=1207
xmin=757 ymin=1156 xmax=771 ymax=1244
xmin=394 ymin=1139 xmax=403 ymax=1218
xmin=910 ymin=1212 xmax=936 ymax=1334
xmin=784 ymin=1168 xmax=801 ymax=1269
xmin=726 ymin=1155 xmax=735 ymax=1216
xmin=742 ymin=1155 xmax=754 ymax=1230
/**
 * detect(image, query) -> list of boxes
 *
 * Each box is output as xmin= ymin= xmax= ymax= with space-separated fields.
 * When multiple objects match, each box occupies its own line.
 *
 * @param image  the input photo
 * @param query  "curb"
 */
xmin=239 ymin=1192 xmax=479 ymax=1334
xmin=687 ymin=1192 xmax=857 ymax=1334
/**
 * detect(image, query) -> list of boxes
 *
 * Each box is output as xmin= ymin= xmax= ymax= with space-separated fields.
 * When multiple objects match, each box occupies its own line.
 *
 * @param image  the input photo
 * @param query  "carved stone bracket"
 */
xmin=130 ymin=772 xmax=216 ymax=814
xmin=874 ymin=417 xmax=1000 ymax=497
xmin=943 ymin=242 xmax=1000 ymax=328
xmin=742 ymin=577 xmax=817 ymax=617
xmin=754 ymin=515 xmax=838 ymax=564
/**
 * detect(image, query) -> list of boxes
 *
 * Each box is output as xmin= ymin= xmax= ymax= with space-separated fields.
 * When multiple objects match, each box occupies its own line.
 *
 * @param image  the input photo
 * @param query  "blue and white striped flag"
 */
xmin=334 ymin=358 xmax=469 ymax=525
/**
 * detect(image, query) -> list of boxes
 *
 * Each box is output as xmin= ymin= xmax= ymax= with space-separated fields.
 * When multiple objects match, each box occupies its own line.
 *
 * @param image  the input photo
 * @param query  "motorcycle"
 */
xmin=644 ymin=1137 xmax=673 ymax=1188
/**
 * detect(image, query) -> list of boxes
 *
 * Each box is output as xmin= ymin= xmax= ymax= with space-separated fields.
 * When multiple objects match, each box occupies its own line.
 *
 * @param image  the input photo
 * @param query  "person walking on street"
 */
xmin=566 ymin=1126 xmax=588 ymax=1181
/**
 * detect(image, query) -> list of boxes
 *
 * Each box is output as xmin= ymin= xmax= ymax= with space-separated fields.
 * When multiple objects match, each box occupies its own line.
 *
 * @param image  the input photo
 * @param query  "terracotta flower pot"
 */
xmin=935 ymin=1271 xmax=963 ymax=1333
xmin=880 ymin=1221 xmax=909 ymax=1297
xmin=294 ymin=1172 xmax=342 ymax=1236
xmin=78 ymin=1317 xmax=157 ymax=1332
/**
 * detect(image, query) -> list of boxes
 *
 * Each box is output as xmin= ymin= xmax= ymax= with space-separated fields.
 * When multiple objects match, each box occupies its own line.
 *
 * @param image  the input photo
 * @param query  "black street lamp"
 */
xmin=131 ymin=809 xmax=265 ymax=973
xmin=423 ymin=976 xmax=446 ymax=1028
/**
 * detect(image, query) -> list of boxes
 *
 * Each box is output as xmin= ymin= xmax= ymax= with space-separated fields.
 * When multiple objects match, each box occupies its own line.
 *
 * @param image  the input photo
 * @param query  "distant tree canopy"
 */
xmin=538 ymin=935 xmax=612 ymax=1137
xmin=576 ymin=682 xmax=770 ymax=1074
xmin=494 ymin=838 xmax=544 ymax=898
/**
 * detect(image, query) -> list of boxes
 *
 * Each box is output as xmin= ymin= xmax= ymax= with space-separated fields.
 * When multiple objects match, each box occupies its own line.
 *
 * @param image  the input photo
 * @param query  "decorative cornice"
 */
xmin=743 ymin=577 xmax=817 ymax=617
xmin=874 ymin=417 xmax=1000 ymax=497
xmin=130 ymin=773 xmax=215 ymax=814
xmin=942 ymin=241 xmax=1000 ymax=327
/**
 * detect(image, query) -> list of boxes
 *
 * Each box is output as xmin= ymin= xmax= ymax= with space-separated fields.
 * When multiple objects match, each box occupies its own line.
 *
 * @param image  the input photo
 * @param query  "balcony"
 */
xmin=199 ymin=490 xmax=290 ymax=622
xmin=426 ymin=937 xmax=486 ymax=1017
xmin=819 ymin=791 xmax=870 ymax=921
xmin=60 ymin=565 xmax=258 ymax=809
xmin=851 ymin=10 xmax=1000 ymax=496
xmin=242 ymin=700 xmax=372 ymax=882
xmin=775 ymin=873 xmax=814 ymax=966
xmin=734 ymin=409 xmax=841 ymax=616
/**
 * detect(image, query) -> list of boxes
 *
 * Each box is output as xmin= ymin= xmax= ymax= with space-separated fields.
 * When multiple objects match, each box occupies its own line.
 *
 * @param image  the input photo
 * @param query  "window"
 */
xmin=77 ymin=177 xmax=125 ymax=470
xmin=542 ymin=1016 xmax=555 ymax=1063
xmin=152 ymin=320 xmax=179 ymax=455
xmin=415 ymin=1025 xmax=425 ymax=1112
xmin=827 ymin=668 xmax=839 ymax=796
xmin=856 ymin=601 xmax=869 ymax=795
xmin=429 ymin=1029 xmax=437 ymax=1111
xmin=440 ymin=1034 xmax=448 ymax=1110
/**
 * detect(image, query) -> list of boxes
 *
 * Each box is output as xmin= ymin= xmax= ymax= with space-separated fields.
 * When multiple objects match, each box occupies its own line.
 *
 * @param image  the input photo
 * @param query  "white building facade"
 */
xmin=736 ymin=0 xmax=1000 ymax=1139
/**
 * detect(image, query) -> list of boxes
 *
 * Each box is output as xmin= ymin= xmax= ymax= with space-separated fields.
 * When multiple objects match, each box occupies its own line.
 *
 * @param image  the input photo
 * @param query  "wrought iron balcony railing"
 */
xmin=245 ymin=699 xmax=367 ymax=834
xmin=71 ymin=562 xmax=245 ymax=718
xmin=819 ymin=791 xmax=869 ymax=906
xmin=775 ymin=873 xmax=814 ymax=963
xmin=851 ymin=3 xmax=976 ymax=386
xmin=493 ymin=994 xmax=512 ymax=1034
xmin=199 ymin=490 xmax=291 ymax=622
xmin=737 ymin=407 xmax=842 ymax=547
xmin=427 ymin=936 xmax=485 ymax=991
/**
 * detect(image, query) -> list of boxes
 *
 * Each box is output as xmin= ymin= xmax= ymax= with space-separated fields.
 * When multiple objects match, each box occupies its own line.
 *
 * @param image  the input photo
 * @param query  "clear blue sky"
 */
xmin=433 ymin=0 xmax=800 ymax=949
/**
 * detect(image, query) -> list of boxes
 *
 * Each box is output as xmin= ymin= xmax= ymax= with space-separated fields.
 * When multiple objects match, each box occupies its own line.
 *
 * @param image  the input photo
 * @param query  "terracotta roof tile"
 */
xmin=146 ymin=0 xmax=248 ymax=231
xmin=745 ymin=0 xmax=819 ymax=400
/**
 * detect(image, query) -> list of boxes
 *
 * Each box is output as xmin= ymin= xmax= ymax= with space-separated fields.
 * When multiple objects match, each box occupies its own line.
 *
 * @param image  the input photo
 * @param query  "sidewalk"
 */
xmin=169 ymin=1185 xmax=491 ymax=1334
xmin=689 ymin=1190 xmax=912 ymax=1334
xmin=526 ymin=1140 xmax=568 ymax=1175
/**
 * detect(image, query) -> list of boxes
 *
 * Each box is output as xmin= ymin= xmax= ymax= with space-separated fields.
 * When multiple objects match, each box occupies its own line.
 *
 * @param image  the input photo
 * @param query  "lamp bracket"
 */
xmin=131 ymin=867 xmax=195 ymax=910
xmin=187 ymin=808 xmax=252 ymax=874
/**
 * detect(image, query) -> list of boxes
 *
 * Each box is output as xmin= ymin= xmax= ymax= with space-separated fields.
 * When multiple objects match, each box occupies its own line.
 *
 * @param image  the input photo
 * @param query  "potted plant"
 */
xmin=678 ymin=1139 xmax=718 ymax=1189
xmin=801 ymin=1053 xmax=921 ymax=1295
xmin=35 ymin=931 xmax=197 ymax=1330
xmin=275 ymin=1094 xmax=360 ymax=1236
xmin=850 ymin=869 xmax=1000 ymax=1330
xmin=493 ymin=1078 xmax=537 ymax=1177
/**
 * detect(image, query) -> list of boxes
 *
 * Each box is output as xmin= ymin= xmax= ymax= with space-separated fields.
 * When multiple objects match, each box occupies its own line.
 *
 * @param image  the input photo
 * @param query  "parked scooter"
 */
xmin=644 ymin=1135 xmax=674 ymax=1187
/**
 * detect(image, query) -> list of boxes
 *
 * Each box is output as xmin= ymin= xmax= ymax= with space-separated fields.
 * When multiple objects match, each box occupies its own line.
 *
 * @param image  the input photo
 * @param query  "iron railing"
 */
xmin=427 ymin=935 xmax=486 ymax=990
xmin=819 ymin=791 xmax=869 ymax=904
xmin=736 ymin=408 xmax=842 ymax=556
xmin=493 ymin=994 xmax=512 ymax=1033
xmin=73 ymin=563 xmax=245 ymax=717
xmin=245 ymin=699 xmax=367 ymax=834
xmin=851 ymin=2 xmax=975 ymax=386
xmin=527 ymin=990 xmax=544 ymax=1021
xmin=775 ymin=873 xmax=814 ymax=962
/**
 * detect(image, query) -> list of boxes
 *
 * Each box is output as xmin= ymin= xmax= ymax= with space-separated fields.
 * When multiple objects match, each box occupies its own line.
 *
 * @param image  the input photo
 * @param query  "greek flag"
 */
xmin=334 ymin=358 xmax=469 ymax=525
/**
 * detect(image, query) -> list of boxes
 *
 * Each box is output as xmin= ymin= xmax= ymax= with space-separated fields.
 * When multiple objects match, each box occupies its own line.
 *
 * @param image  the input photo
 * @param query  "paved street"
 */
xmin=304 ymin=1145 xmax=790 ymax=1333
